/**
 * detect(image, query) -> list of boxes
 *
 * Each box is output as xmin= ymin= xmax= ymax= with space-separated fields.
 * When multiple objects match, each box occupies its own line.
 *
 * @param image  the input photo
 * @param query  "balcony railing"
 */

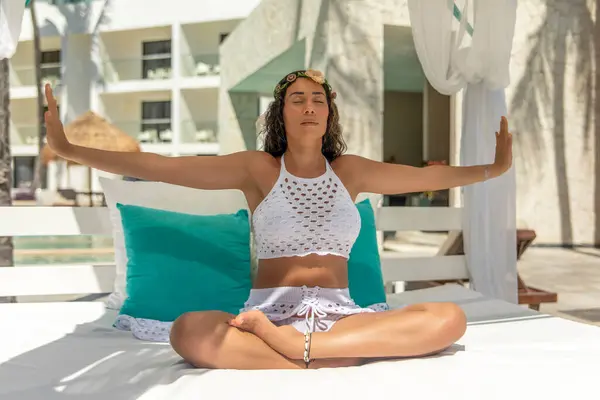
xmin=109 ymin=119 xmax=217 ymax=144
xmin=10 ymin=53 xmax=219 ymax=86
xmin=180 ymin=53 xmax=220 ymax=78
xmin=10 ymin=120 xmax=216 ymax=149
xmin=10 ymin=64 xmax=62 ymax=88
xmin=12 ymin=120 xmax=217 ymax=146
xmin=112 ymin=119 xmax=173 ymax=144
xmin=103 ymin=55 xmax=173 ymax=83
xmin=10 ymin=125 xmax=43 ymax=146
xmin=180 ymin=120 xmax=217 ymax=144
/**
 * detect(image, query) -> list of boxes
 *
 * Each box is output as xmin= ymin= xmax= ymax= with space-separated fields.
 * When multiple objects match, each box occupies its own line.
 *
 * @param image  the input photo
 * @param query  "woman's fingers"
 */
xmin=498 ymin=116 xmax=507 ymax=139
xmin=44 ymin=83 xmax=53 ymax=105
xmin=497 ymin=116 xmax=513 ymax=146
xmin=45 ymin=84 xmax=59 ymax=117
xmin=44 ymin=84 xmax=63 ymax=129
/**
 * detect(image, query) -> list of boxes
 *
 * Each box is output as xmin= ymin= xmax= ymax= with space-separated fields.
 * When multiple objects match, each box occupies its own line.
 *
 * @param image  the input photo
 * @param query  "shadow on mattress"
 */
xmin=0 ymin=307 xmax=209 ymax=400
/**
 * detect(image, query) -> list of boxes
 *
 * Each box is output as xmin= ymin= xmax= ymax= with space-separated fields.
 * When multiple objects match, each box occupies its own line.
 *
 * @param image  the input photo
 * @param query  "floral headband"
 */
xmin=273 ymin=69 xmax=337 ymax=100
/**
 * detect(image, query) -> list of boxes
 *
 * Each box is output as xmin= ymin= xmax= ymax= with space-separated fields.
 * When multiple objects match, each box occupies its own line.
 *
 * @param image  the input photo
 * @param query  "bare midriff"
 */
xmin=252 ymin=254 xmax=349 ymax=289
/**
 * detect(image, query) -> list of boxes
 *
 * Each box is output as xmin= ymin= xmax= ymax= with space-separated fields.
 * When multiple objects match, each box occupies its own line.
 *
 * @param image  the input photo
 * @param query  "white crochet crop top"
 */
xmin=252 ymin=154 xmax=361 ymax=260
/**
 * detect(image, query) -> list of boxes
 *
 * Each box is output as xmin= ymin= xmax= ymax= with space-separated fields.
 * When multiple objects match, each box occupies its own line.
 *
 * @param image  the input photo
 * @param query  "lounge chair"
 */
xmin=418 ymin=229 xmax=558 ymax=310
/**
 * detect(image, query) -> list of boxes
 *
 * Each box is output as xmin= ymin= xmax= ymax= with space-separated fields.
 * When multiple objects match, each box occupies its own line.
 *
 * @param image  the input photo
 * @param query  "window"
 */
xmin=140 ymin=101 xmax=172 ymax=143
xmin=12 ymin=156 xmax=36 ymax=189
xmin=41 ymin=50 xmax=61 ymax=84
xmin=142 ymin=40 xmax=172 ymax=79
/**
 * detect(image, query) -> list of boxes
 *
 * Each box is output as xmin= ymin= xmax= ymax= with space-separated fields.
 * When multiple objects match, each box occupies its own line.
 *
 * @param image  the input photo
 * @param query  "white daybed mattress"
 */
xmin=1 ymin=285 xmax=599 ymax=400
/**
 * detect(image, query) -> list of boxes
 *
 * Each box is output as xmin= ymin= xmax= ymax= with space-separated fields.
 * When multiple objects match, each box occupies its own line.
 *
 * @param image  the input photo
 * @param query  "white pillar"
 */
xmin=90 ymin=30 xmax=103 ymax=115
xmin=61 ymin=34 xmax=94 ymax=122
xmin=59 ymin=34 xmax=69 ymax=124
xmin=171 ymin=22 xmax=182 ymax=156
xmin=91 ymin=169 xmax=100 ymax=192
xmin=58 ymin=161 xmax=69 ymax=189
xmin=69 ymin=165 xmax=87 ymax=192
xmin=449 ymin=90 xmax=463 ymax=207
xmin=422 ymin=80 xmax=429 ymax=162
xmin=47 ymin=161 xmax=58 ymax=191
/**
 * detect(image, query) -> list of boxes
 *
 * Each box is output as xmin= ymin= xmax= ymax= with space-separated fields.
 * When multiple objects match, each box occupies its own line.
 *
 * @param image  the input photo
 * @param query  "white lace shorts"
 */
xmin=113 ymin=285 xmax=389 ymax=342
xmin=240 ymin=285 xmax=389 ymax=333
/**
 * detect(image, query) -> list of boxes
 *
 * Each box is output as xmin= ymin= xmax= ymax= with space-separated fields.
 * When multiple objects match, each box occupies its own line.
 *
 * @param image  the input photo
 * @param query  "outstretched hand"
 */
xmin=492 ymin=116 xmax=513 ymax=177
xmin=44 ymin=83 xmax=72 ymax=157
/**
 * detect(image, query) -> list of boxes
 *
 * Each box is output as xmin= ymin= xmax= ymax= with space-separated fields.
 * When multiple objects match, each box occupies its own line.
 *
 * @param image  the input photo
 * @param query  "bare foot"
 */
xmin=229 ymin=310 xmax=303 ymax=359
xmin=228 ymin=310 xmax=272 ymax=336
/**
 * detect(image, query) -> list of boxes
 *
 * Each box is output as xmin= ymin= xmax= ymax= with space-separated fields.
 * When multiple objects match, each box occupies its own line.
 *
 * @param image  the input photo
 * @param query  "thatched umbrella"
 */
xmin=40 ymin=111 xmax=141 ymax=205
xmin=41 ymin=111 xmax=141 ymax=165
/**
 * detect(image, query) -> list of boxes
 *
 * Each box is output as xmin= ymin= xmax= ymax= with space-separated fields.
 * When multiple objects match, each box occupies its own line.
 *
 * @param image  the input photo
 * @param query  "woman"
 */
xmin=43 ymin=69 xmax=512 ymax=370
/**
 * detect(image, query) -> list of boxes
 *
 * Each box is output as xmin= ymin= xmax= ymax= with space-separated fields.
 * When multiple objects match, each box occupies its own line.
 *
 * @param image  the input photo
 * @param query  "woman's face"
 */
xmin=282 ymin=78 xmax=329 ymax=142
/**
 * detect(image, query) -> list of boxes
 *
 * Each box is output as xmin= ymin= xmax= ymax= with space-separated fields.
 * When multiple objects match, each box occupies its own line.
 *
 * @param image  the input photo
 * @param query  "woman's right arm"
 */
xmin=44 ymin=84 xmax=255 ymax=191
xmin=60 ymin=146 xmax=257 ymax=190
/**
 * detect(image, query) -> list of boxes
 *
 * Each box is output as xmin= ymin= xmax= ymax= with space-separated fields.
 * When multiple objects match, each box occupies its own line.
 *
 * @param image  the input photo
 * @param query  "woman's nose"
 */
xmin=304 ymin=106 xmax=316 ymax=114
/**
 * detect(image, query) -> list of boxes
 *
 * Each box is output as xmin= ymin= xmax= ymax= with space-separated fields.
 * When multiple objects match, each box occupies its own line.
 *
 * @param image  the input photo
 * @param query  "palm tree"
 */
xmin=37 ymin=0 xmax=112 ymax=192
xmin=0 ymin=59 xmax=16 ymax=304
xmin=595 ymin=0 xmax=600 ymax=248
xmin=30 ymin=0 xmax=47 ymax=191
xmin=28 ymin=0 xmax=112 ymax=192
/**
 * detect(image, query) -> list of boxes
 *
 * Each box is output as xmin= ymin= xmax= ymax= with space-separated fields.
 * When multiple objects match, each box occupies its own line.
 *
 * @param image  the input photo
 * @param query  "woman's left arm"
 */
xmin=348 ymin=116 xmax=513 ymax=195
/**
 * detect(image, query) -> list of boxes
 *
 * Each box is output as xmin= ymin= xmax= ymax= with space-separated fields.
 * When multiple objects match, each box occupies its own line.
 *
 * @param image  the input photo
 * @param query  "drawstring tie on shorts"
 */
xmin=296 ymin=287 xmax=329 ymax=333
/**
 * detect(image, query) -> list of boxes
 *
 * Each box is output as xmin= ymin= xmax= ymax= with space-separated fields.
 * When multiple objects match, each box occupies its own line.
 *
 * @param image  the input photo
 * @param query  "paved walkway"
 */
xmin=519 ymin=247 xmax=600 ymax=327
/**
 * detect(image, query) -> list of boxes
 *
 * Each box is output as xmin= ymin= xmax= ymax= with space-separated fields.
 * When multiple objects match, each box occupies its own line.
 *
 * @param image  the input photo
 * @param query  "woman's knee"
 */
xmin=169 ymin=311 xmax=233 ymax=367
xmin=434 ymin=302 xmax=467 ymax=342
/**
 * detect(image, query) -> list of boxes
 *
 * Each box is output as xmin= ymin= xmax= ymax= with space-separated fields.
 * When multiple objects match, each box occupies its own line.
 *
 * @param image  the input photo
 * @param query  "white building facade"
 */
xmin=8 ymin=0 xmax=261 ymax=191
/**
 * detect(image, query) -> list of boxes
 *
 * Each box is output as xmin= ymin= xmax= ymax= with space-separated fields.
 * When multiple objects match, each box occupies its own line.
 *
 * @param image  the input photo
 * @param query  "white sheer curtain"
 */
xmin=0 ymin=0 xmax=26 ymax=60
xmin=407 ymin=0 xmax=518 ymax=303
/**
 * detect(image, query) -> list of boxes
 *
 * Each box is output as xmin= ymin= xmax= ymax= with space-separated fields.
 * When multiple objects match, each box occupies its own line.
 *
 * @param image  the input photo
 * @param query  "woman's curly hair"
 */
xmin=259 ymin=70 xmax=347 ymax=162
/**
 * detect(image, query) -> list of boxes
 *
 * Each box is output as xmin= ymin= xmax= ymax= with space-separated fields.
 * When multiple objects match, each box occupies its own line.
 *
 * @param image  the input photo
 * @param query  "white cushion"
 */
xmin=3 ymin=287 xmax=600 ymax=399
xmin=98 ymin=177 xmax=249 ymax=310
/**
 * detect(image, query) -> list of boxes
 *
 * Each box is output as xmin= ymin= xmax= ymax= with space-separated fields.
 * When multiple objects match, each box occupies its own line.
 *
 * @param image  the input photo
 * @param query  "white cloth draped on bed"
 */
xmin=407 ymin=0 xmax=518 ymax=303
xmin=0 ymin=0 xmax=26 ymax=60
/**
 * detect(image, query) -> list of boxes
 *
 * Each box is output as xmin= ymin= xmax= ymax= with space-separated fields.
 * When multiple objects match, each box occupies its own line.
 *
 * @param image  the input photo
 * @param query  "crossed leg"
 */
xmin=169 ymin=311 xmax=361 ymax=370
xmin=170 ymin=302 xmax=466 ymax=370
xmin=229 ymin=302 xmax=467 ymax=362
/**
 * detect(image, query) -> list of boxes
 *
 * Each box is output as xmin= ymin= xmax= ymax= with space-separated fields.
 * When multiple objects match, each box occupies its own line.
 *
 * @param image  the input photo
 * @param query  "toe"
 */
xmin=228 ymin=316 xmax=243 ymax=327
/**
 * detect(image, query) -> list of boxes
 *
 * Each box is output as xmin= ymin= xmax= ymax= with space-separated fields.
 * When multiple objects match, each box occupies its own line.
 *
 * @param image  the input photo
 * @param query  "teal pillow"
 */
xmin=348 ymin=199 xmax=387 ymax=307
xmin=116 ymin=203 xmax=252 ymax=322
